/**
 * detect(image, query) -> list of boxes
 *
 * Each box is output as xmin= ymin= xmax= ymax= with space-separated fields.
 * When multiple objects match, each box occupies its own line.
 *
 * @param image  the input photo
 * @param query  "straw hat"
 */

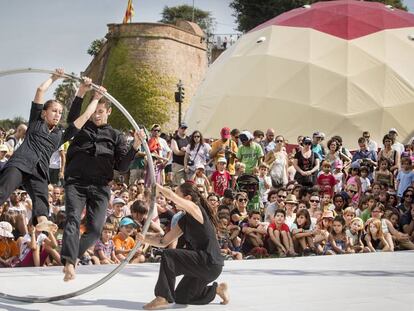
xmin=285 ymin=194 xmax=298 ymax=204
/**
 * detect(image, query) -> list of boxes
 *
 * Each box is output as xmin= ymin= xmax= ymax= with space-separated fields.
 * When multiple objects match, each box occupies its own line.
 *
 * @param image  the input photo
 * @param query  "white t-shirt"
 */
xmin=49 ymin=145 xmax=64 ymax=169
xmin=185 ymin=143 xmax=211 ymax=168
xmin=19 ymin=233 xmax=48 ymax=261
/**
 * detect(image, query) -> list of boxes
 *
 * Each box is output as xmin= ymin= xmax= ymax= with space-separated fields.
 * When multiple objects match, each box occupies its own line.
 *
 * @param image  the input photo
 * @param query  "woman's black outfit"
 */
xmin=155 ymin=207 xmax=224 ymax=305
xmin=0 ymin=102 xmax=76 ymax=224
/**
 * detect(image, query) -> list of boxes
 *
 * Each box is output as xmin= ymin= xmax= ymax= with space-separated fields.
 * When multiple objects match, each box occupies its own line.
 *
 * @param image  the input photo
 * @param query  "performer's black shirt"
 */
xmin=5 ymin=102 xmax=77 ymax=180
xmin=178 ymin=207 xmax=224 ymax=266
xmin=64 ymin=97 xmax=135 ymax=184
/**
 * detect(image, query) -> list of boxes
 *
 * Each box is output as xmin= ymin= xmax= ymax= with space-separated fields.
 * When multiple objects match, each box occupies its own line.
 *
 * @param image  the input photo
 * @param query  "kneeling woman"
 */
xmin=137 ymin=182 xmax=229 ymax=310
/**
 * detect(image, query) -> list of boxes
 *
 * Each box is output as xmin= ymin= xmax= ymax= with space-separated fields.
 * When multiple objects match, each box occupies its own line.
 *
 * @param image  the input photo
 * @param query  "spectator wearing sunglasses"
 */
xmin=293 ymin=136 xmax=320 ymax=187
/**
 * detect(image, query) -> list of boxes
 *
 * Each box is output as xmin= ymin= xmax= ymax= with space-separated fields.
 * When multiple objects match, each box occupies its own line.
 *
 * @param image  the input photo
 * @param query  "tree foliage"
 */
xmin=159 ymin=4 xmax=215 ymax=35
xmin=230 ymin=0 xmax=407 ymax=33
xmin=54 ymin=75 xmax=79 ymax=127
xmin=0 ymin=117 xmax=27 ymax=130
xmin=87 ymin=38 xmax=106 ymax=56
xmin=103 ymin=42 xmax=175 ymax=131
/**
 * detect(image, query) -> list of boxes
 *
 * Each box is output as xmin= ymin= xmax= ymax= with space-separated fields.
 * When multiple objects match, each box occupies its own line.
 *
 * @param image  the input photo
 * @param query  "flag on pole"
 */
xmin=123 ymin=0 xmax=135 ymax=24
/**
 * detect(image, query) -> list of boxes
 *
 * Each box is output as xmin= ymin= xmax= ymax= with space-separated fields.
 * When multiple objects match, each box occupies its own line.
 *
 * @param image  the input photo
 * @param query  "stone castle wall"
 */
xmin=84 ymin=21 xmax=207 ymax=132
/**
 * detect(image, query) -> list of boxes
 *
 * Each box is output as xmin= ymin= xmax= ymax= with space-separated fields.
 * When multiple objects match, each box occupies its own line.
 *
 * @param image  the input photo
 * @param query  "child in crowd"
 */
xmin=267 ymin=209 xmax=297 ymax=257
xmin=106 ymin=197 xmax=126 ymax=233
xmin=321 ymin=192 xmax=333 ymax=212
xmin=374 ymin=158 xmax=394 ymax=188
xmin=0 ymin=221 xmax=19 ymax=267
xmin=17 ymin=220 xmax=60 ymax=267
xmin=231 ymin=162 xmax=246 ymax=189
xmin=343 ymin=207 xmax=356 ymax=228
xmin=241 ymin=211 xmax=268 ymax=258
xmin=323 ymin=216 xmax=350 ymax=255
xmin=359 ymin=166 xmax=371 ymax=193
xmin=396 ymin=157 xmax=414 ymax=199
xmin=291 ymin=209 xmax=316 ymax=255
xmin=210 ymin=157 xmax=231 ymax=197
xmin=347 ymin=164 xmax=362 ymax=205
xmin=94 ymin=223 xmax=120 ymax=264
xmin=360 ymin=195 xmax=376 ymax=223
xmin=113 ymin=218 xmax=145 ymax=263
xmin=258 ymin=163 xmax=272 ymax=205
xmin=191 ymin=164 xmax=211 ymax=194
xmin=313 ymin=210 xmax=334 ymax=254
xmin=364 ymin=218 xmax=390 ymax=252
xmin=333 ymin=160 xmax=345 ymax=193
xmin=217 ymin=214 xmax=242 ymax=260
xmin=317 ymin=160 xmax=337 ymax=197
xmin=346 ymin=217 xmax=365 ymax=253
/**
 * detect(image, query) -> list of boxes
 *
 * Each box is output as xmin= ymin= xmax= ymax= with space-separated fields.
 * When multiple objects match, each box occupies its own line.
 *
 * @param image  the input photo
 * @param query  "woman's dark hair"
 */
xmin=43 ymin=99 xmax=62 ymax=111
xmin=131 ymin=200 xmax=149 ymax=215
xmin=294 ymin=208 xmax=311 ymax=230
xmin=327 ymin=139 xmax=340 ymax=152
xmin=331 ymin=216 xmax=346 ymax=236
xmin=189 ymin=130 xmax=203 ymax=151
xmin=178 ymin=182 xmax=219 ymax=228
xmin=382 ymin=134 xmax=395 ymax=145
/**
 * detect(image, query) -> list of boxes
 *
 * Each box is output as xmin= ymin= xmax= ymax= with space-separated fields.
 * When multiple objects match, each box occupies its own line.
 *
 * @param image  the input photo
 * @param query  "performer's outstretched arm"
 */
xmin=66 ymin=77 xmax=93 ymax=123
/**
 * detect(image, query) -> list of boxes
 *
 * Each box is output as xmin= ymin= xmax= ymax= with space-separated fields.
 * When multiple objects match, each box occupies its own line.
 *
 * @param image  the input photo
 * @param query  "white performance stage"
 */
xmin=0 ymin=251 xmax=413 ymax=311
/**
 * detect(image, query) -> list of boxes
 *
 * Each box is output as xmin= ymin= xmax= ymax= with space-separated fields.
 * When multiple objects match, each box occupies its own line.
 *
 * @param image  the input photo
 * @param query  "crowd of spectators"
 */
xmin=1 ymin=123 xmax=414 ymax=268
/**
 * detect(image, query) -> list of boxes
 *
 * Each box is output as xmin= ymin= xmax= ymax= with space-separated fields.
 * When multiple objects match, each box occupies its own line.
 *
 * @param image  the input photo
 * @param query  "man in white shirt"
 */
xmin=389 ymin=128 xmax=405 ymax=154
xmin=362 ymin=131 xmax=378 ymax=152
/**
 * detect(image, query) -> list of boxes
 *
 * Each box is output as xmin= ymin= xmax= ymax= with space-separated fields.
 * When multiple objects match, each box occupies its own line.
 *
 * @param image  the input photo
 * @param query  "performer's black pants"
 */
xmin=60 ymin=179 xmax=110 ymax=265
xmin=0 ymin=166 xmax=49 ymax=224
xmin=155 ymin=248 xmax=223 ymax=305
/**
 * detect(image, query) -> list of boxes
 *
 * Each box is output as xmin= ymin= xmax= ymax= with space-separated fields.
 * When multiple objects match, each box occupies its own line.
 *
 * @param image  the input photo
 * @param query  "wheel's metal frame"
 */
xmin=0 ymin=68 xmax=157 ymax=303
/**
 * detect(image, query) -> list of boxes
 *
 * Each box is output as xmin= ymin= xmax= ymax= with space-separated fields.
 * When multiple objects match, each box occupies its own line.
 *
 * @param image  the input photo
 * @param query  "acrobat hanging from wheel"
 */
xmin=0 ymin=69 xmax=103 ymax=235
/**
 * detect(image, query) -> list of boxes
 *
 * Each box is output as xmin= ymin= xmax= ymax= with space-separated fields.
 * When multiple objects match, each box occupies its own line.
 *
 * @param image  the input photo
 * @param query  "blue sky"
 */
xmin=0 ymin=0 xmax=236 ymax=120
xmin=0 ymin=0 xmax=413 ymax=120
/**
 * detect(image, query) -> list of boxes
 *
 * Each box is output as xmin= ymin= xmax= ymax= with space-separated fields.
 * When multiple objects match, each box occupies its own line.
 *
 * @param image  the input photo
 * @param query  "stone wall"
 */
xmin=83 ymin=21 xmax=207 ymax=132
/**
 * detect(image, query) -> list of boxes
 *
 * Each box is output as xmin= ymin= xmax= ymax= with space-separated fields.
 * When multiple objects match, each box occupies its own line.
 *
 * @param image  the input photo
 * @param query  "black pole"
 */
xmin=178 ymin=101 xmax=182 ymax=127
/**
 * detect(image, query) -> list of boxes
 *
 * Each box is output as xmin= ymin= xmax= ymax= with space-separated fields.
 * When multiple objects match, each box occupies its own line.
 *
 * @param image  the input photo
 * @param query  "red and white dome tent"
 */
xmin=185 ymin=0 xmax=414 ymax=146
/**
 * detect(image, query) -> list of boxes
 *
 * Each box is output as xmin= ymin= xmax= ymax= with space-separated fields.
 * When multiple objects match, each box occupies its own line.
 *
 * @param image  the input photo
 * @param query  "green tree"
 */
xmin=54 ymin=75 xmax=79 ymax=127
xmin=0 ymin=117 xmax=27 ymax=130
xmin=103 ymin=42 xmax=174 ymax=130
xmin=230 ymin=0 xmax=407 ymax=33
xmin=87 ymin=38 xmax=106 ymax=57
xmin=159 ymin=4 xmax=215 ymax=35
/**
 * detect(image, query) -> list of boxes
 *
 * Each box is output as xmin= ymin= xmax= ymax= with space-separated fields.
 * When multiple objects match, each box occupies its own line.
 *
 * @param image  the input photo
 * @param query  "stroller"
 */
xmin=235 ymin=174 xmax=261 ymax=212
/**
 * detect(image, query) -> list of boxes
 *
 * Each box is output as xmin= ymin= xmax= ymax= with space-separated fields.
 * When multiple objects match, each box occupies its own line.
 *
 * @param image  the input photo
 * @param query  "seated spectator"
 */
xmin=346 ymin=217 xmax=365 ymax=253
xmin=364 ymin=218 xmax=390 ymax=252
xmin=113 ymin=218 xmax=145 ymax=263
xmin=323 ymin=216 xmax=350 ymax=255
xmin=291 ymin=209 xmax=316 ymax=255
xmin=94 ymin=223 xmax=120 ymax=264
xmin=396 ymin=157 xmax=414 ymax=199
xmin=264 ymin=188 xmax=287 ymax=223
xmin=17 ymin=220 xmax=60 ymax=267
xmin=267 ymin=209 xmax=296 ymax=257
xmin=0 ymin=221 xmax=19 ymax=267
xmin=240 ymin=211 xmax=268 ymax=258
xmin=191 ymin=164 xmax=210 ymax=194
xmin=217 ymin=213 xmax=242 ymax=260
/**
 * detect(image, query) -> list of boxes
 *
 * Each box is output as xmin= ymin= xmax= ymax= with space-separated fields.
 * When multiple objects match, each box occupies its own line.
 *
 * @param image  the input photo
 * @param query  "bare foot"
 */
xmin=216 ymin=282 xmax=229 ymax=305
xmin=63 ymin=263 xmax=76 ymax=282
xmin=36 ymin=220 xmax=58 ymax=232
xmin=143 ymin=296 xmax=169 ymax=310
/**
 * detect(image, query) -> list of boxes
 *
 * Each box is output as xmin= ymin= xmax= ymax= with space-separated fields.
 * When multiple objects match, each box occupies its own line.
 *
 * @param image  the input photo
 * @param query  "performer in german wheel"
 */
xmin=136 ymin=182 xmax=229 ymax=310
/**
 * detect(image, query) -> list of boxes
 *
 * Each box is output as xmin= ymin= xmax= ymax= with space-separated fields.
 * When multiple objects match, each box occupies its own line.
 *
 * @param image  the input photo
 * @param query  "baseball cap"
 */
xmin=119 ymin=217 xmax=137 ymax=228
xmin=313 ymin=131 xmax=323 ymax=138
xmin=112 ymin=197 xmax=126 ymax=206
xmin=302 ymin=136 xmax=312 ymax=144
xmin=389 ymin=128 xmax=398 ymax=135
xmin=195 ymin=163 xmax=205 ymax=170
xmin=217 ymin=157 xmax=227 ymax=164
xmin=179 ymin=122 xmax=188 ymax=129
xmin=0 ymin=144 xmax=8 ymax=152
xmin=239 ymin=131 xmax=253 ymax=141
xmin=0 ymin=221 xmax=14 ymax=238
xmin=220 ymin=127 xmax=231 ymax=139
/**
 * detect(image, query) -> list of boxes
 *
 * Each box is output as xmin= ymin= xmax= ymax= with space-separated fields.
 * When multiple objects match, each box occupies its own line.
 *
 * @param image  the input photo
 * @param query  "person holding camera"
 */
xmin=210 ymin=127 xmax=238 ymax=177
xmin=184 ymin=131 xmax=211 ymax=177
